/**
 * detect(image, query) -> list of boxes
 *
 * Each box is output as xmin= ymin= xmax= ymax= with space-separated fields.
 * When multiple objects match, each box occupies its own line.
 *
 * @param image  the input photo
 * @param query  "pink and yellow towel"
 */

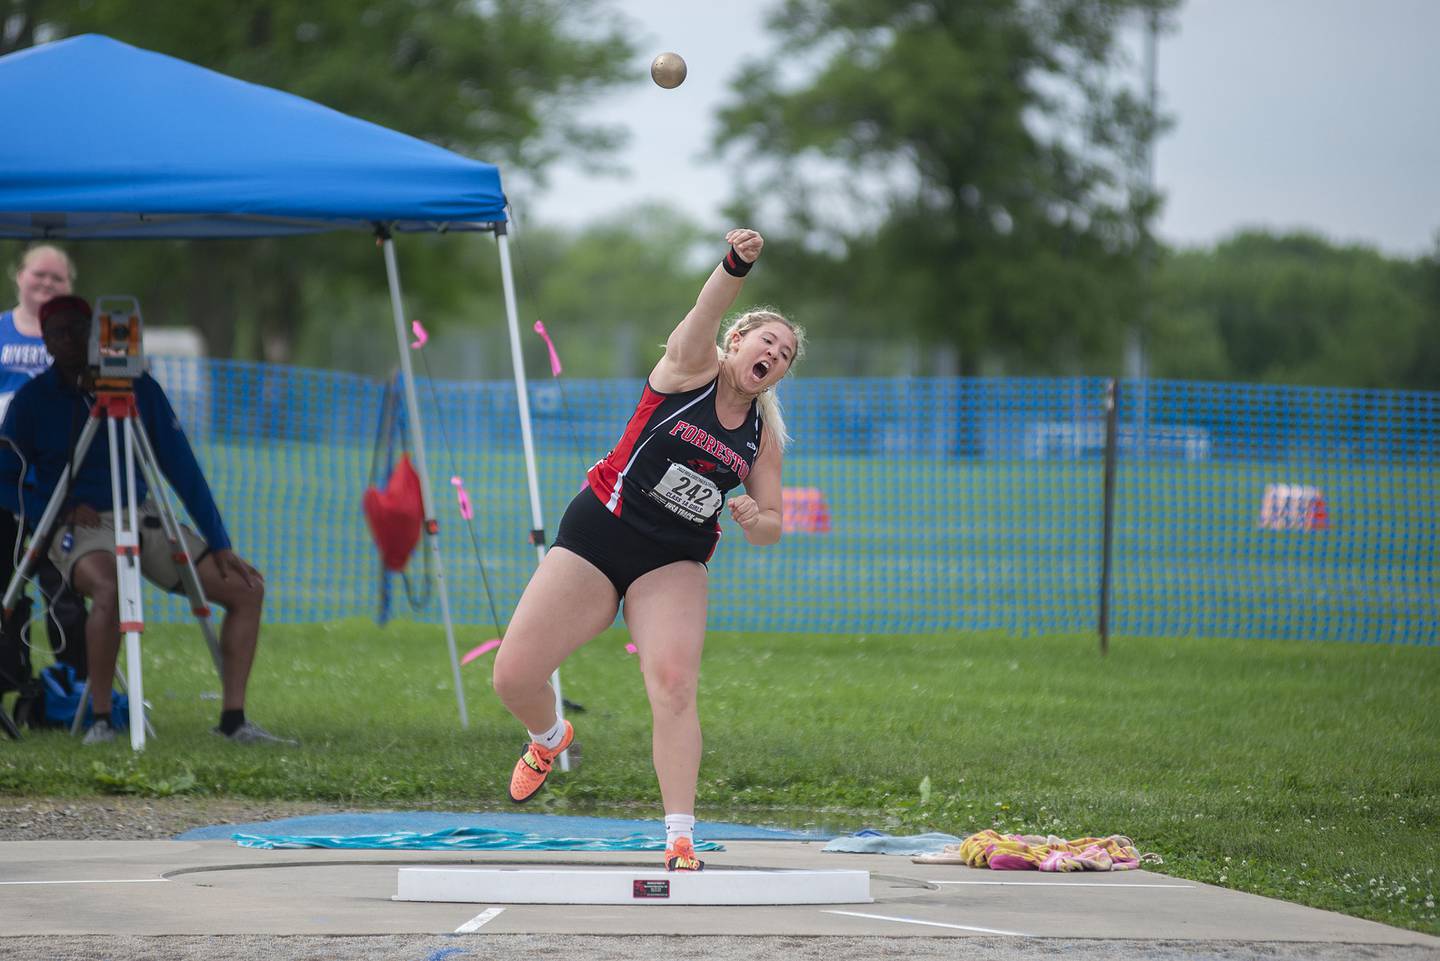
xmin=912 ymin=829 xmax=1162 ymax=871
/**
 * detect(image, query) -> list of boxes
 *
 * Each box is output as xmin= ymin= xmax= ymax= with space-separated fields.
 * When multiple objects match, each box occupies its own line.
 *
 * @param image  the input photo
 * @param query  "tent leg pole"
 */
xmin=382 ymin=235 xmax=469 ymax=730
xmin=496 ymin=229 xmax=569 ymax=771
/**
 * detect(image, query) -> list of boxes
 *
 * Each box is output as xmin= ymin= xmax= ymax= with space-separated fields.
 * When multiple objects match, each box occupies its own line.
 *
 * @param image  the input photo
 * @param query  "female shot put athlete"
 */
xmin=491 ymin=227 xmax=804 ymax=871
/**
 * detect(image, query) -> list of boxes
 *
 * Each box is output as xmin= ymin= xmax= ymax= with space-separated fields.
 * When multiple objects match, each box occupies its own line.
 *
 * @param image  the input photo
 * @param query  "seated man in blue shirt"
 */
xmin=0 ymin=295 xmax=290 ymax=745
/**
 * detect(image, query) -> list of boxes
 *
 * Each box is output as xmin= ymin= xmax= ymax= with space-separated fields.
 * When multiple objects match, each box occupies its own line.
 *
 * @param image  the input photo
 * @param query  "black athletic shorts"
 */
xmin=551 ymin=488 xmax=707 ymax=597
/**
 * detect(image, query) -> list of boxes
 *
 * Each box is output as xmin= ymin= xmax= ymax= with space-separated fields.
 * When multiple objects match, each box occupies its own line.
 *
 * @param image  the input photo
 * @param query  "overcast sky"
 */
xmin=517 ymin=0 xmax=1440 ymax=257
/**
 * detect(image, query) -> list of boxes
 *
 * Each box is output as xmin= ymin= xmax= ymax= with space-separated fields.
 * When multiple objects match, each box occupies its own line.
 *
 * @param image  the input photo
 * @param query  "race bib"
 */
xmin=650 ymin=462 xmax=721 ymax=524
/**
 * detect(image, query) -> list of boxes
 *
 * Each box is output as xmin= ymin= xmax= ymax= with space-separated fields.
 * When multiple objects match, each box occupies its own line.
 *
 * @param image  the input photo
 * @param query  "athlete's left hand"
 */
xmin=728 ymin=494 xmax=761 ymax=530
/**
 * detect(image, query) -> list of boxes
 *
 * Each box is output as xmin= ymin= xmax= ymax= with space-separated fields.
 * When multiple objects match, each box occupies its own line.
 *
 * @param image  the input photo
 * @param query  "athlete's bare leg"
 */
xmin=622 ymin=560 xmax=709 ymax=815
xmin=491 ymin=547 xmax=620 ymax=733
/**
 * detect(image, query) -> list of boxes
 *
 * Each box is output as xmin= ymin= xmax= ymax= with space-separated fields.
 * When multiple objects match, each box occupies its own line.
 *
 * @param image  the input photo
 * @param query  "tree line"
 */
xmin=4 ymin=0 xmax=1434 ymax=390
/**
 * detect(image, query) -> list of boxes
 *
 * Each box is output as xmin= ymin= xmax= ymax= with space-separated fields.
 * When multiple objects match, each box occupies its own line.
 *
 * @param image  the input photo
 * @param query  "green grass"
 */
xmin=3 ymin=623 xmax=1436 ymax=934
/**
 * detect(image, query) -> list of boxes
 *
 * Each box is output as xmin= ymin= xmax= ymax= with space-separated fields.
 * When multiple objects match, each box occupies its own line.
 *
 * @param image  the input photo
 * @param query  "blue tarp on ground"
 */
xmin=176 ymin=811 xmax=835 ymax=843
xmin=229 ymin=827 xmax=729 ymax=852
xmin=0 ymin=34 xmax=507 ymax=239
xmin=822 ymin=831 xmax=962 ymax=855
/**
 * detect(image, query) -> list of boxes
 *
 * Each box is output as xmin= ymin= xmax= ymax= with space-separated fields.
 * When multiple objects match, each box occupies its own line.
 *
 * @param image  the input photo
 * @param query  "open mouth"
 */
xmin=751 ymin=360 xmax=771 ymax=381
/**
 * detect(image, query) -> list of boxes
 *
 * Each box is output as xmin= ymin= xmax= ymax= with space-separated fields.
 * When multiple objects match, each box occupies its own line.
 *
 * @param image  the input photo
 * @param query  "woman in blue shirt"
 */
xmin=1 ymin=245 xmax=88 ymax=678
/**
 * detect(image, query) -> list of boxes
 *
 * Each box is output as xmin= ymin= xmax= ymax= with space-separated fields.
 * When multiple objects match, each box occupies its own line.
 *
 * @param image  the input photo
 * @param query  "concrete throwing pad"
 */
xmin=3 ymin=838 xmax=1438 ymax=952
xmin=395 ymin=866 xmax=872 ymax=905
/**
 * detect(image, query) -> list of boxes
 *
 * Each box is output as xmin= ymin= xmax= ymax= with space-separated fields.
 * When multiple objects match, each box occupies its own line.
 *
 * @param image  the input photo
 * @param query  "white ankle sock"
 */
xmin=528 ymin=717 xmax=567 ymax=750
xmin=664 ymin=813 xmax=696 ymax=847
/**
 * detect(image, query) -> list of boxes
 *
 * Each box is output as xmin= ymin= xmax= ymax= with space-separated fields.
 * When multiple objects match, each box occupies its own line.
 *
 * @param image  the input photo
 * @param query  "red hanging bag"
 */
xmin=363 ymin=453 xmax=424 ymax=572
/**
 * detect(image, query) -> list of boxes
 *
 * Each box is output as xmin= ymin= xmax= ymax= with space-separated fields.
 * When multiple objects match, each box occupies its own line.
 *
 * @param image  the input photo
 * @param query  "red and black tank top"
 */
xmin=586 ymin=376 xmax=763 ymax=559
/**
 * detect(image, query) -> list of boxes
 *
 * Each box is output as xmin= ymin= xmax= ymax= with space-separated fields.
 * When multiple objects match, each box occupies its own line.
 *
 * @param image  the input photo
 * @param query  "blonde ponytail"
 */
xmin=756 ymin=386 xmax=791 ymax=452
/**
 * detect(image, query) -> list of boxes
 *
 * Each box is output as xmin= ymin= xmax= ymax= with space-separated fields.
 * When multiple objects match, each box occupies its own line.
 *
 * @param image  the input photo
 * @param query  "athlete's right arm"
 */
xmin=652 ymin=228 xmax=763 ymax=392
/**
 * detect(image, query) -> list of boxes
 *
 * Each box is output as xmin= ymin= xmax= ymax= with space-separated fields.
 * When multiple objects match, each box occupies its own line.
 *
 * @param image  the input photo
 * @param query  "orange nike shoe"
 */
xmin=507 ymin=720 xmax=574 ymax=803
xmin=665 ymin=836 xmax=705 ymax=872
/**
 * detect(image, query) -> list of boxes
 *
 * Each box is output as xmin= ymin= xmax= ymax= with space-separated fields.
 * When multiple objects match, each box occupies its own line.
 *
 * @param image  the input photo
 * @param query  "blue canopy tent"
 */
xmin=0 ymin=34 xmax=567 ymax=746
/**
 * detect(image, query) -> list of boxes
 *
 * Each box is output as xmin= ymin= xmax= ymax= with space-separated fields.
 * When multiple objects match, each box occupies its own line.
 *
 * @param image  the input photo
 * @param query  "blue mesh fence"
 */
xmin=1112 ymin=380 xmax=1438 ymax=644
xmin=141 ymin=358 xmax=1438 ymax=644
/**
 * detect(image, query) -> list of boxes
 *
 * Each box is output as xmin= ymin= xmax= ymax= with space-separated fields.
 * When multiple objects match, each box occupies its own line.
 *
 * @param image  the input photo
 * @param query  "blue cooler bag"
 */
xmin=40 ymin=663 xmax=129 ymax=729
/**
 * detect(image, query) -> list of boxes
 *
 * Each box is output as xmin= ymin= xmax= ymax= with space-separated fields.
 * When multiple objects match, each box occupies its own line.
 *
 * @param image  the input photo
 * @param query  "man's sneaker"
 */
xmin=212 ymin=720 xmax=298 ymax=746
xmin=508 ymin=720 xmax=573 ymax=803
xmin=81 ymin=719 xmax=116 ymax=745
xmin=665 ymin=836 xmax=705 ymax=872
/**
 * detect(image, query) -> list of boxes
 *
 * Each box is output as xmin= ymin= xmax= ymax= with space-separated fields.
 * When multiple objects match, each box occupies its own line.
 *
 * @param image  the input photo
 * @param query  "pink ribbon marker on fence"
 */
xmin=461 ymin=638 xmax=501 ymax=665
xmin=450 ymin=476 xmax=473 ymax=520
xmin=410 ymin=320 xmax=428 ymax=349
xmin=533 ymin=320 xmax=563 ymax=376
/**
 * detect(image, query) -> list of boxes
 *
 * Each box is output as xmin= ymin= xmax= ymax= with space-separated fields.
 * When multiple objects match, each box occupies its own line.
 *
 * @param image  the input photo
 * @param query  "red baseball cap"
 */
xmin=38 ymin=294 xmax=91 ymax=326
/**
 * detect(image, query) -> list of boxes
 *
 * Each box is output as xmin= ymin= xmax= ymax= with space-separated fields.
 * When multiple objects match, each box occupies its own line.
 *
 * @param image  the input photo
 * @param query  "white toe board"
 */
xmin=396 ymin=867 xmax=873 ymax=905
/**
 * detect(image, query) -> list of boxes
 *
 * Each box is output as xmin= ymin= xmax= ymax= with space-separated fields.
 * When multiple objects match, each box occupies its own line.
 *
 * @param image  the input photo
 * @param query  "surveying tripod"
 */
xmin=0 ymin=296 xmax=221 ymax=751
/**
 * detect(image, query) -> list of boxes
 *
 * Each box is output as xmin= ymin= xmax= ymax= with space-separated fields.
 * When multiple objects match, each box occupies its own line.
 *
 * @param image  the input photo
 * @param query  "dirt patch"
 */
xmin=0 ymin=796 xmax=344 ymax=841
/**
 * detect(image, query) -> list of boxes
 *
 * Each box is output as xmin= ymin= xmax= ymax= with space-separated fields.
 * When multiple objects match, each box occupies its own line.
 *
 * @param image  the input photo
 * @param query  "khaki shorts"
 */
xmin=49 ymin=499 xmax=210 ymax=594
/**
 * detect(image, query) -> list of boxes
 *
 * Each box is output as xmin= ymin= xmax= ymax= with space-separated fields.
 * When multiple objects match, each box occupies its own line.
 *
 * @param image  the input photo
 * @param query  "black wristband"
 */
xmin=722 ymin=245 xmax=754 ymax=277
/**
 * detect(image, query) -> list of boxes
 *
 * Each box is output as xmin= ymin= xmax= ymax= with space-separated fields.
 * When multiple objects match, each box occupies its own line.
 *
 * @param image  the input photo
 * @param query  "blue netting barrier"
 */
xmin=1111 ymin=380 xmax=1438 ymax=644
xmin=140 ymin=358 xmax=1438 ymax=644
